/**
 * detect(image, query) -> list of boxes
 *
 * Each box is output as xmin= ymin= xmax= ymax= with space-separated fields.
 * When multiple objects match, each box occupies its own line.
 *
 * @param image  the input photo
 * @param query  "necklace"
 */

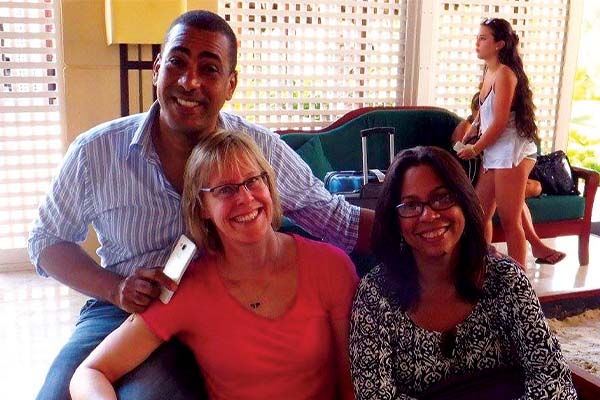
xmin=220 ymin=272 xmax=272 ymax=311
xmin=248 ymin=280 xmax=271 ymax=309
xmin=219 ymin=235 xmax=284 ymax=311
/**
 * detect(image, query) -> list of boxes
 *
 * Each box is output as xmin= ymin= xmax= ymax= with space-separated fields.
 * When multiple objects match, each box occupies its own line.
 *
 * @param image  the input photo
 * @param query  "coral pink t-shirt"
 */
xmin=141 ymin=234 xmax=358 ymax=400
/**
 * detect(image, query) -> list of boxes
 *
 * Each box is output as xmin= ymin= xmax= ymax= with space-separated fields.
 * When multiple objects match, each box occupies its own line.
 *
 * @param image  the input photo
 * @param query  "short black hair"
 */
xmin=164 ymin=10 xmax=238 ymax=72
xmin=371 ymin=146 xmax=487 ymax=310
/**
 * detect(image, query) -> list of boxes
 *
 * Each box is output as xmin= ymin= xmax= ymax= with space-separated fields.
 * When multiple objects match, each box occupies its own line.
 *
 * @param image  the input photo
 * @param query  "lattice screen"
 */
xmin=432 ymin=0 xmax=569 ymax=152
xmin=0 ymin=0 xmax=62 ymax=256
xmin=220 ymin=0 xmax=408 ymax=130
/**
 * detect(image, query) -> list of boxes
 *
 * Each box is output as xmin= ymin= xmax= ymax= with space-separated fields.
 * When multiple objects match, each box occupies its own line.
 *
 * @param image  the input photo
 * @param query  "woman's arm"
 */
xmin=331 ymin=317 xmax=355 ymax=400
xmin=457 ymin=66 xmax=516 ymax=159
xmin=472 ymin=65 xmax=517 ymax=153
xmin=70 ymin=314 xmax=164 ymax=399
xmin=451 ymin=120 xmax=471 ymax=144
xmin=462 ymin=110 xmax=480 ymax=144
xmin=321 ymin=248 xmax=358 ymax=400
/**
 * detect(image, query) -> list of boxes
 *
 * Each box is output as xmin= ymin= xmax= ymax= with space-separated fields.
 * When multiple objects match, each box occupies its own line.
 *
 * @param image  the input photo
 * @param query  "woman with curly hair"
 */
xmin=457 ymin=18 xmax=542 ymax=267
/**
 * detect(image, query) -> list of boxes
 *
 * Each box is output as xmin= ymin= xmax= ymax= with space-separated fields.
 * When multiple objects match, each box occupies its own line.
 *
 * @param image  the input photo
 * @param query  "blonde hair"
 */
xmin=182 ymin=130 xmax=282 ymax=254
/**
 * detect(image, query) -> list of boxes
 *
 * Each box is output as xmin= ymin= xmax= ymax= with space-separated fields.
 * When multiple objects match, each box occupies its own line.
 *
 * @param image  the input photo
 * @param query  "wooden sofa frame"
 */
xmin=492 ymin=166 xmax=598 ymax=265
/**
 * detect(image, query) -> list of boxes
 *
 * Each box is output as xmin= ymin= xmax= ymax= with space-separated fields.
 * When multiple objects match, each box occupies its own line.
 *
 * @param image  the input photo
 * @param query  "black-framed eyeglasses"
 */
xmin=482 ymin=18 xmax=498 ymax=26
xmin=199 ymin=172 xmax=268 ymax=200
xmin=395 ymin=192 xmax=457 ymax=218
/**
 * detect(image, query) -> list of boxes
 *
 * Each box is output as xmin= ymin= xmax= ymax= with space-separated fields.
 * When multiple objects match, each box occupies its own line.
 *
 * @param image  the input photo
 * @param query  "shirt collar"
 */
xmin=128 ymin=101 xmax=161 ymax=161
xmin=128 ymin=103 xmax=229 ymax=159
xmin=216 ymin=112 xmax=226 ymax=131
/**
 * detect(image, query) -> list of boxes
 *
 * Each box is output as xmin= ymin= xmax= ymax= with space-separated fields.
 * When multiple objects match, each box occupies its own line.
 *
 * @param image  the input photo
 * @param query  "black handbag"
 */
xmin=529 ymin=150 xmax=578 ymax=195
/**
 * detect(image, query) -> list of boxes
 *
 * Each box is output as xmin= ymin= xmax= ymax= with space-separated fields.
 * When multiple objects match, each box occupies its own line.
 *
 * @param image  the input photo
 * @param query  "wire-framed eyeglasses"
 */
xmin=395 ymin=192 xmax=457 ymax=218
xmin=199 ymin=172 xmax=269 ymax=200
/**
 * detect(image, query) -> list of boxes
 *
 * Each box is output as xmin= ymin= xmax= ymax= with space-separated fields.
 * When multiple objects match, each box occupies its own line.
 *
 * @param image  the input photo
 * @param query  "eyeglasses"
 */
xmin=395 ymin=192 xmax=457 ymax=218
xmin=482 ymin=18 xmax=497 ymax=26
xmin=199 ymin=172 xmax=268 ymax=200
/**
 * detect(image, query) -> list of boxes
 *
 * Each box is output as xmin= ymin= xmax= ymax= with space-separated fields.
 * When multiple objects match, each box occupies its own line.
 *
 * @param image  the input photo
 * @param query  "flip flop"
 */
xmin=534 ymin=251 xmax=566 ymax=265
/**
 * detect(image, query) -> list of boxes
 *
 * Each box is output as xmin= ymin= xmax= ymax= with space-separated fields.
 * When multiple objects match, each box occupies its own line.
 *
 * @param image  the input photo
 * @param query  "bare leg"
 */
xmin=475 ymin=169 xmax=496 ymax=244
xmin=522 ymin=204 xmax=566 ymax=264
xmin=525 ymin=179 xmax=542 ymax=198
xmin=494 ymin=159 xmax=535 ymax=268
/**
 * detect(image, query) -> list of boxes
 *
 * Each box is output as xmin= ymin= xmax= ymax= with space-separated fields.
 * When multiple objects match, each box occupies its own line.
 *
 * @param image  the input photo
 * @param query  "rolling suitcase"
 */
xmin=324 ymin=127 xmax=395 ymax=209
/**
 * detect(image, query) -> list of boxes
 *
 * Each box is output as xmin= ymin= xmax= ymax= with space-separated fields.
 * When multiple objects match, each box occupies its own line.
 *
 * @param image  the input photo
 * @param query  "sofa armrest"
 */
xmin=572 ymin=165 xmax=599 ymax=227
xmin=572 ymin=165 xmax=600 ymax=192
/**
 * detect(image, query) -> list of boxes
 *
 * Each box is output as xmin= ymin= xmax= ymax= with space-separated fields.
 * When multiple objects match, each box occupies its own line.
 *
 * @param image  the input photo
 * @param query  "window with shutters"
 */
xmin=220 ymin=0 xmax=409 ymax=130
xmin=0 ymin=0 xmax=63 ymax=268
xmin=425 ymin=0 xmax=571 ymax=152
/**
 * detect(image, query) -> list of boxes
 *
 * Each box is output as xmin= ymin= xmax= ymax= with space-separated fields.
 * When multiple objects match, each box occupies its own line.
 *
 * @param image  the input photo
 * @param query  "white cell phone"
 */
xmin=159 ymin=235 xmax=197 ymax=304
xmin=453 ymin=141 xmax=466 ymax=152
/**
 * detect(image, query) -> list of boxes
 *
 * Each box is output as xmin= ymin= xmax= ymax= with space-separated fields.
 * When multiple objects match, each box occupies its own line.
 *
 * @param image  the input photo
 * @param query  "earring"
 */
xmin=399 ymin=236 xmax=406 ymax=252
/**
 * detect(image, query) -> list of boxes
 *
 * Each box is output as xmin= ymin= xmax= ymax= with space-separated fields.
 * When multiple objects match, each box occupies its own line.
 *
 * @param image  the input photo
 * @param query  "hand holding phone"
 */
xmin=453 ymin=141 xmax=466 ymax=152
xmin=159 ymin=235 xmax=197 ymax=304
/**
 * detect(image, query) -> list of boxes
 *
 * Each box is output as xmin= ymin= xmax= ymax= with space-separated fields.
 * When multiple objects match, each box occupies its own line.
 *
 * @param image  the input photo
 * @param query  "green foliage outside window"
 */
xmin=567 ymin=1 xmax=600 ymax=177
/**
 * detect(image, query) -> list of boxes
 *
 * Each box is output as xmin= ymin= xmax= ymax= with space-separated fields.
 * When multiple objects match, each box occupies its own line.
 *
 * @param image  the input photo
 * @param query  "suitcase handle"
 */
xmin=360 ymin=127 xmax=395 ymax=184
xmin=360 ymin=127 xmax=395 ymax=138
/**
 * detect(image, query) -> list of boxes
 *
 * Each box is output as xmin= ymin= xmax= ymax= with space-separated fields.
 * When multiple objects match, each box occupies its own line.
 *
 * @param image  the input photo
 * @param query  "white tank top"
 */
xmin=479 ymin=88 xmax=537 ymax=169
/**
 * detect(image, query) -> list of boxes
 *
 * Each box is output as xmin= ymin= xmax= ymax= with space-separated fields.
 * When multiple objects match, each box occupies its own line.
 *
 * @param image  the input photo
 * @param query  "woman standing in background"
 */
xmin=458 ymin=18 xmax=540 ymax=267
xmin=455 ymin=89 xmax=565 ymax=266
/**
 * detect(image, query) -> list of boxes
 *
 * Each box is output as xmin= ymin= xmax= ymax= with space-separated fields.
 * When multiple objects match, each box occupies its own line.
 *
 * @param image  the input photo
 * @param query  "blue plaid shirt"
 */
xmin=29 ymin=102 xmax=359 ymax=277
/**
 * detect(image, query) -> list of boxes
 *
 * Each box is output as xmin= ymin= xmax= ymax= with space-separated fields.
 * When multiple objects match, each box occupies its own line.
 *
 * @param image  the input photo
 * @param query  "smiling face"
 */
xmin=398 ymin=165 xmax=465 ymax=267
xmin=153 ymin=24 xmax=238 ymax=142
xmin=476 ymin=25 xmax=501 ymax=61
xmin=201 ymin=156 xmax=273 ymax=247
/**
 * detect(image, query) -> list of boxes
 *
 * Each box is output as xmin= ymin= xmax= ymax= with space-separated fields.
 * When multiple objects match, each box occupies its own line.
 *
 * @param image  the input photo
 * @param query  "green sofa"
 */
xmin=278 ymin=106 xmax=599 ymax=266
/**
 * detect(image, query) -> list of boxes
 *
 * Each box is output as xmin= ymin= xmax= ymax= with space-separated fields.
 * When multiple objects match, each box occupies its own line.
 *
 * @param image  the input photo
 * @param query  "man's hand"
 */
xmin=112 ymin=268 xmax=178 ymax=313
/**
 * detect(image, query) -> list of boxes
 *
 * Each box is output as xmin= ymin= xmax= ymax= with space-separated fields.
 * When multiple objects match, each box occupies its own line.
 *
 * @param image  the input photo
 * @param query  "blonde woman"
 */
xmin=70 ymin=130 xmax=357 ymax=400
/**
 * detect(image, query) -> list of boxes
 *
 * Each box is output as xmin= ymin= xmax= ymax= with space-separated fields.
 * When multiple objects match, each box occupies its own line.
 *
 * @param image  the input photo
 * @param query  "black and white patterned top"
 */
xmin=350 ymin=254 xmax=577 ymax=400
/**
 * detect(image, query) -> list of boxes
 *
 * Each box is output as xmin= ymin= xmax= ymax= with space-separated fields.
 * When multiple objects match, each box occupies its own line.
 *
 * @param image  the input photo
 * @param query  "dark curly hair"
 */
xmin=371 ymin=146 xmax=487 ymax=311
xmin=481 ymin=18 xmax=539 ymax=144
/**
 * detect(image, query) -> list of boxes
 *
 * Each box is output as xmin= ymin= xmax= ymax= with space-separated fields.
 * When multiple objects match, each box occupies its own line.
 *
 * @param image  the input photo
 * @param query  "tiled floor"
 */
xmin=2 ymin=221 xmax=600 ymax=399
xmin=0 ymin=272 xmax=88 ymax=399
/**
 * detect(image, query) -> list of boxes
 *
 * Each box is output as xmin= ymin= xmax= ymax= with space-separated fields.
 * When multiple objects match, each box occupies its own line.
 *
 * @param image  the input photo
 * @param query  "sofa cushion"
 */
xmin=526 ymin=195 xmax=585 ymax=222
xmin=493 ymin=195 xmax=585 ymax=225
xmin=294 ymin=136 xmax=334 ymax=180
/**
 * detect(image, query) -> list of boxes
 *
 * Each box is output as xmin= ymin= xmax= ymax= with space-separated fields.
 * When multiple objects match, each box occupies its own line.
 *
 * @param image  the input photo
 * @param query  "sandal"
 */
xmin=534 ymin=251 xmax=566 ymax=265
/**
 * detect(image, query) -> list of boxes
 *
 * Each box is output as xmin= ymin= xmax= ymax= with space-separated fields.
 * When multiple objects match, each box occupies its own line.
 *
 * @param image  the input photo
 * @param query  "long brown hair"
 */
xmin=481 ymin=18 xmax=539 ymax=144
xmin=371 ymin=146 xmax=486 ymax=310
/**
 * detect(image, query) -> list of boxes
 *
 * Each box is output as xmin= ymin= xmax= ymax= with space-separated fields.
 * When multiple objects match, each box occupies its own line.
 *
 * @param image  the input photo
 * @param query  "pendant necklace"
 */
xmin=221 ymin=236 xmax=282 ymax=311
xmin=246 ymin=235 xmax=283 ymax=310
xmin=248 ymin=280 xmax=271 ymax=309
xmin=221 ymin=272 xmax=271 ymax=311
